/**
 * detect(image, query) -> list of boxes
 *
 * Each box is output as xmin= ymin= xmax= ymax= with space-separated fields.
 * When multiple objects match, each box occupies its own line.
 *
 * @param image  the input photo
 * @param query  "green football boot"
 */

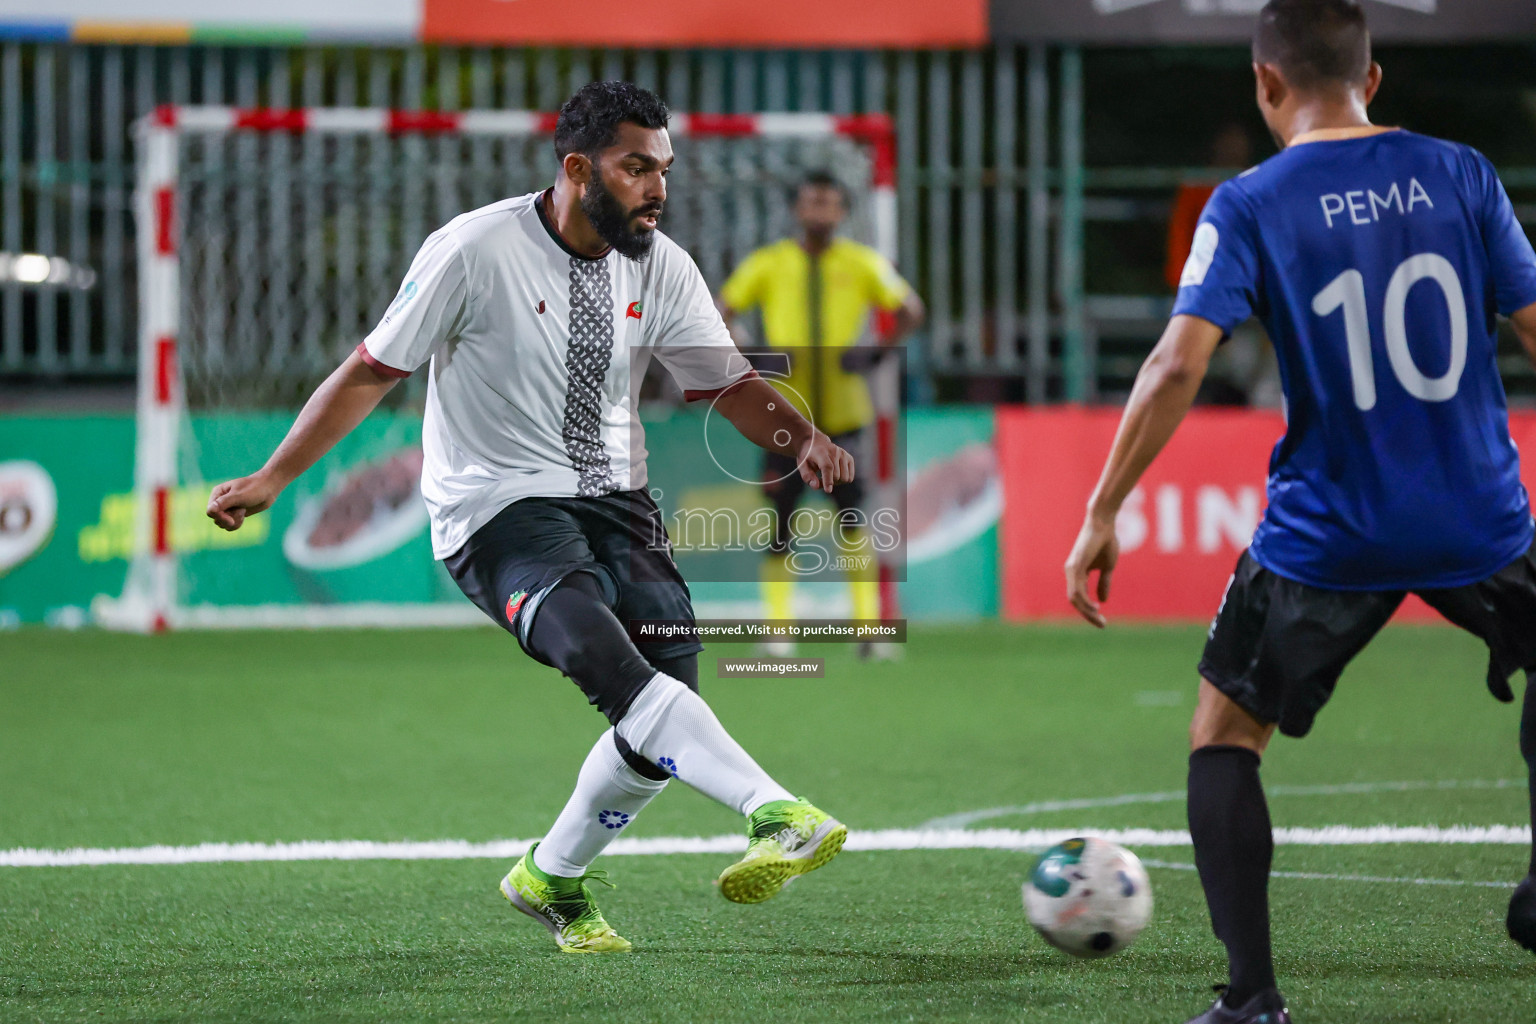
xmin=718 ymin=798 xmax=848 ymax=905
xmin=499 ymin=843 xmax=632 ymax=953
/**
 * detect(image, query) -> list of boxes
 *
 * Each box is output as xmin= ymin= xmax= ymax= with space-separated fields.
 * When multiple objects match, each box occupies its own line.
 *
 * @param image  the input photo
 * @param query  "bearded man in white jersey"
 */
xmin=206 ymin=82 xmax=852 ymax=953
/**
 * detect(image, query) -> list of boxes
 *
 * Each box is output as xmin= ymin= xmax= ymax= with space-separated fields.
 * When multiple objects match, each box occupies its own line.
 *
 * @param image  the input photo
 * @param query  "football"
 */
xmin=1023 ymin=837 xmax=1153 ymax=958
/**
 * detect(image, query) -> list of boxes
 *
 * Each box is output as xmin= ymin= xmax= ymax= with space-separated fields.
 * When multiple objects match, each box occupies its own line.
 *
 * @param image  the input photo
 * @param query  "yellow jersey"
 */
xmin=719 ymin=237 xmax=911 ymax=436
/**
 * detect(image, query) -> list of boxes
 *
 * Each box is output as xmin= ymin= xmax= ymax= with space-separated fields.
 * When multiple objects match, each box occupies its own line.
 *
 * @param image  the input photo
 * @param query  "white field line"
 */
xmin=1 ymin=825 xmax=1530 ymax=868
xmin=1141 ymin=859 xmax=1510 ymax=889
xmin=919 ymin=778 xmax=1524 ymax=831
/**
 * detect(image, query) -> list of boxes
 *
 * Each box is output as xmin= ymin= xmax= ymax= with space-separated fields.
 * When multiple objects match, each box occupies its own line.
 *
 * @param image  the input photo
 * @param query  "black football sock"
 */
xmin=1522 ymin=670 xmax=1536 ymax=877
xmin=1188 ymin=745 xmax=1277 ymax=1006
xmin=1511 ymin=671 xmax=1536 ymax=951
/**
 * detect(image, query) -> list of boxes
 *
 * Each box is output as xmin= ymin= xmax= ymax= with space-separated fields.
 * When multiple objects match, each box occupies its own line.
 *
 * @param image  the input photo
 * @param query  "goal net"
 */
xmin=98 ymin=106 xmax=898 ymax=631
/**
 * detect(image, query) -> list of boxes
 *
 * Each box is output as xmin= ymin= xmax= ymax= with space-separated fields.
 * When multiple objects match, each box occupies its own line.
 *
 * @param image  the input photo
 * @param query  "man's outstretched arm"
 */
xmin=1064 ymin=314 xmax=1225 ymax=627
xmin=710 ymin=376 xmax=854 ymax=494
xmin=206 ymin=351 xmax=401 ymax=531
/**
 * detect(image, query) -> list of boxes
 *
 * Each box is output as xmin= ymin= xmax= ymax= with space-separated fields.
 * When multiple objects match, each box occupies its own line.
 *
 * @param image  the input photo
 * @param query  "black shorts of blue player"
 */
xmin=761 ymin=429 xmax=868 ymax=554
xmin=1200 ymin=538 xmax=1536 ymax=739
xmin=443 ymin=489 xmax=703 ymax=672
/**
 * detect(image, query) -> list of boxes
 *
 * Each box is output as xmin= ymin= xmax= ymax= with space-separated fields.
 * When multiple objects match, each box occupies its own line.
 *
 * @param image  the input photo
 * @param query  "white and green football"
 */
xmin=1023 ymin=836 xmax=1153 ymax=958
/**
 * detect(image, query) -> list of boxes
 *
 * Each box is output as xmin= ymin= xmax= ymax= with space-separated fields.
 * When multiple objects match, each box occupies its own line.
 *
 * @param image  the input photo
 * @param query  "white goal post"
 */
xmin=99 ymin=105 xmax=900 ymax=633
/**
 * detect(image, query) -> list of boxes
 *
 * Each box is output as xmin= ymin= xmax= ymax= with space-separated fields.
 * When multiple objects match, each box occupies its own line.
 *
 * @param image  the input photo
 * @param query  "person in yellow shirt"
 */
xmin=719 ymin=172 xmax=924 ymax=653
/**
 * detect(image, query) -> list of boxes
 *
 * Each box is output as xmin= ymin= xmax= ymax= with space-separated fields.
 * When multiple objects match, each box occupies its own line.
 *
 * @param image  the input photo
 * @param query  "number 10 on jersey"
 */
xmin=1311 ymin=252 xmax=1469 ymax=411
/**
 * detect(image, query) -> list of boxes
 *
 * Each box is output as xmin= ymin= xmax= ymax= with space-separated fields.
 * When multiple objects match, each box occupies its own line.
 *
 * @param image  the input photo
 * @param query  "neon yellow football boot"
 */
xmin=499 ymin=843 xmax=632 ymax=953
xmin=718 ymin=798 xmax=848 ymax=905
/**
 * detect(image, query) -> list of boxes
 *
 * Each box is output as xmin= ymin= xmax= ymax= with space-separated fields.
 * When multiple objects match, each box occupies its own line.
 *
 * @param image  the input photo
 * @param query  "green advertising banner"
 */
xmin=0 ymin=407 xmax=997 ymax=626
xmin=636 ymin=402 xmax=881 ymax=618
xmin=0 ymin=411 xmax=457 ymax=626
xmin=172 ymin=412 xmax=461 ymax=611
xmin=645 ymin=404 xmax=998 ymax=620
xmin=1 ymin=416 xmax=135 ymax=626
xmin=902 ymin=406 xmax=999 ymax=620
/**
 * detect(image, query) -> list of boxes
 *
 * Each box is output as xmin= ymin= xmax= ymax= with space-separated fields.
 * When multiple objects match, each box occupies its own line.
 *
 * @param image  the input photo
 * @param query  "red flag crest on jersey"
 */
xmin=626 ymin=301 xmax=643 ymax=320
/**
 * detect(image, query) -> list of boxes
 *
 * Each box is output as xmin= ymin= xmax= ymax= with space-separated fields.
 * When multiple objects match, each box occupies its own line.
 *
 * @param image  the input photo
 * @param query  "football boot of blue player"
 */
xmin=1184 ymin=986 xmax=1291 ymax=1024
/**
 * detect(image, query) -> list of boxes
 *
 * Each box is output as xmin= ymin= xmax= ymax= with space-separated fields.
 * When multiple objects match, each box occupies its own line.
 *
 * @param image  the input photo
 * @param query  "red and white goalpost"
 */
xmin=101 ymin=105 xmax=901 ymax=632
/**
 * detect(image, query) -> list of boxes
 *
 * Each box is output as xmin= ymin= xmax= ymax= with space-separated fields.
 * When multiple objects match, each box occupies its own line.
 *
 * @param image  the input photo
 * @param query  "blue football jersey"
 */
xmin=1172 ymin=130 xmax=1536 ymax=590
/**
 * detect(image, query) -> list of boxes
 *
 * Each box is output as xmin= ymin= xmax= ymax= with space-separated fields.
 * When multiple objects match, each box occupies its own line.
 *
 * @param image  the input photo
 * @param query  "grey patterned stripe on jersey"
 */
xmin=563 ymin=257 xmax=618 ymax=496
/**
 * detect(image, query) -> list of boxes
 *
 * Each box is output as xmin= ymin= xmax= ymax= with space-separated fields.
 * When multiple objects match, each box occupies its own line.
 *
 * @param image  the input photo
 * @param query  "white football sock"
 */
xmin=532 ymin=727 xmax=667 ymax=879
xmin=614 ymin=673 xmax=796 ymax=816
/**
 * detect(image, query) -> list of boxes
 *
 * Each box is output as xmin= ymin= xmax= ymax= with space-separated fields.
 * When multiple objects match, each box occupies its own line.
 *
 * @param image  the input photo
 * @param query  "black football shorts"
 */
xmin=443 ymin=489 xmax=702 ymax=663
xmin=1200 ymin=539 xmax=1536 ymax=738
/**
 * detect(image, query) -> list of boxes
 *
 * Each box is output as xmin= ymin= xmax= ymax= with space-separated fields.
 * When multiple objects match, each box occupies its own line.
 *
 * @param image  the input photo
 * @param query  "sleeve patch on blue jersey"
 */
xmin=1180 ymin=222 xmax=1219 ymax=288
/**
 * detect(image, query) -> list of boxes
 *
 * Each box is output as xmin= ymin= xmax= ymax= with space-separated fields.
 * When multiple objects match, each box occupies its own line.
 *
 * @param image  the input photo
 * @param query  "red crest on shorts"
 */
xmin=506 ymin=590 xmax=529 ymax=622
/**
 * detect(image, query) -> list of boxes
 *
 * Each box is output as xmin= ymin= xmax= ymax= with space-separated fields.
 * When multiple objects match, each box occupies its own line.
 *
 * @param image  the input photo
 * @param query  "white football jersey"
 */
xmin=359 ymin=190 xmax=752 ymax=559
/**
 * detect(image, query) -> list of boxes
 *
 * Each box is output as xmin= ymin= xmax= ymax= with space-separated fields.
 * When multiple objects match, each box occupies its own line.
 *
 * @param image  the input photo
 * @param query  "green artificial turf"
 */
xmin=2 ymin=623 xmax=1533 ymax=1022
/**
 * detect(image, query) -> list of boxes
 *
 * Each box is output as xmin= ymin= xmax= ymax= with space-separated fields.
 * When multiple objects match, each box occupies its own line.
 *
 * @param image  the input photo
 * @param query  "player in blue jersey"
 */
xmin=1064 ymin=2 xmax=1536 ymax=1022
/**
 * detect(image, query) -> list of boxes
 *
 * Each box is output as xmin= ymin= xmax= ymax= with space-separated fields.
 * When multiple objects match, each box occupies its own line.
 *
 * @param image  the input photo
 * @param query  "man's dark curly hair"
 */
xmin=554 ymin=81 xmax=670 ymax=161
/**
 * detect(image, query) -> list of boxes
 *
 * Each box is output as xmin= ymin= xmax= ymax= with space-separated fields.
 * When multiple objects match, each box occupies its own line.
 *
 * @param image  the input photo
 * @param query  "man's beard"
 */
xmin=803 ymin=224 xmax=835 ymax=249
xmin=582 ymin=174 xmax=661 ymax=261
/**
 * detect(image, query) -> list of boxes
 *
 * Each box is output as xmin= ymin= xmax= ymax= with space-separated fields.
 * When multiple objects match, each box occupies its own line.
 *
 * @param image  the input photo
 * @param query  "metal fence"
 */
xmin=1 ymin=41 xmax=1533 ymax=402
xmin=168 ymin=117 xmax=876 ymax=408
xmin=0 ymin=44 xmax=1064 ymax=391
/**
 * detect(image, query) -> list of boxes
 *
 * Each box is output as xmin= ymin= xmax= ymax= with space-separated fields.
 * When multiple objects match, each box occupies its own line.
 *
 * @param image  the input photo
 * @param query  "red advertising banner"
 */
xmin=999 ymin=407 xmax=1536 ymax=623
xmin=422 ymin=0 xmax=987 ymax=47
